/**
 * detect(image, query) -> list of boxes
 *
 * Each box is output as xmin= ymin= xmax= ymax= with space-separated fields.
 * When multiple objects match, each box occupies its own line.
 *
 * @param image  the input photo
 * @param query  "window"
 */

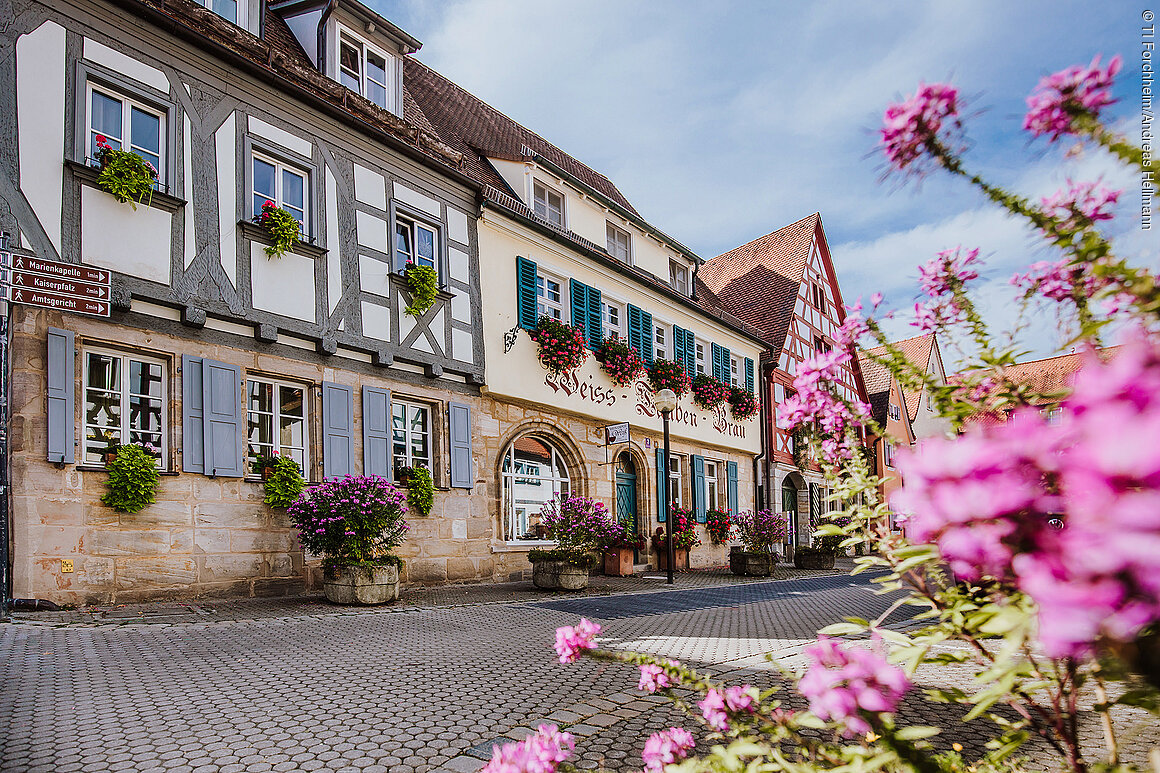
xmin=729 ymin=355 xmax=739 ymax=387
xmin=888 ymin=403 xmax=901 ymax=421
xmin=338 ymin=30 xmax=397 ymax=112
xmin=884 ymin=440 xmax=895 ymax=468
xmin=704 ymin=460 xmax=720 ymax=512
xmin=670 ymin=260 xmax=689 ymax=296
xmin=655 ymin=324 xmax=668 ymax=360
xmin=246 ymin=378 xmax=307 ymax=474
xmin=252 ymin=153 xmax=308 ymax=235
xmin=87 ymin=85 xmax=165 ymax=185
xmin=668 ymin=454 xmax=683 ymax=507
xmin=532 ymin=181 xmax=565 ymax=227
xmin=536 ymin=273 xmax=564 ymax=320
xmin=394 ymin=213 xmax=438 ymax=274
xmin=695 ymin=340 xmax=706 ymax=375
xmin=83 ymin=349 xmax=166 ymax=466
xmin=812 ymin=282 xmax=825 ymax=311
xmin=603 ymin=301 xmax=622 ymax=339
xmin=502 ymin=435 xmax=571 ymax=541
xmin=606 ymin=223 xmax=631 ymax=263
xmin=814 ymin=335 xmax=831 ymax=354
xmin=392 ymin=401 xmax=431 ymax=476
xmin=197 ymin=0 xmax=242 ymax=25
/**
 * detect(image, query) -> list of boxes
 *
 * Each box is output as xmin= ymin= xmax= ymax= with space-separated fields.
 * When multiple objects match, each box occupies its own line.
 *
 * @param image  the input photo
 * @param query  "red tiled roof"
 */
xmin=856 ymin=354 xmax=891 ymax=427
xmin=697 ymin=213 xmax=820 ymax=351
xmin=866 ymin=333 xmax=936 ymax=420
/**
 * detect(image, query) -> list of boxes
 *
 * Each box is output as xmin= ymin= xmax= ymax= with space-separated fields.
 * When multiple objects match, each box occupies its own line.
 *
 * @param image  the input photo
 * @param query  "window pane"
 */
xmin=130 ymin=107 xmax=160 ymax=155
xmin=85 ymin=426 xmax=121 ymax=463
xmin=279 ymin=415 xmax=304 ymax=450
xmin=339 ymin=41 xmax=361 ymax=92
xmin=392 ymin=402 xmax=406 ymax=432
xmin=286 ymin=448 xmax=305 ymax=472
xmin=366 ymin=52 xmax=388 ymax=107
xmin=395 ymin=222 xmax=413 ymax=267
xmin=367 ymin=81 xmax=387 ymax=108
xmin=85 ymin=392 xmax=120 ymax=428
xmin=416 ymin=225 xmax=436 ymax=269
xmin=409 ymin=406 xmax=428 ymax=435
xmin=129 ymin=396 xmax=163 ymax=434
xmin=279 ymin=386 xmax=304 ymax=418
xmin=253 ymin=158 xmax=276 ymax=202
xmin=211 ymin=0 xmax=238 ymax=23
xmin=282 ymin=170 xmax=305 ymax=212
xmin=128 ymin=431 xmax=162 ymax=457
xmin=248 ymin=413 xmax=273 ymax=447
xmin=411 ymin=436 xmax=428 ymax=465
xmin=247 ymin=381 xmax=273 ymax=414
xmin=91 ymin=91 xmax=122 ymax=149
xmin=87 ymin=353 xmax=120 ymax=392
xmin=129 ymin=360 xmax=163 ymax=398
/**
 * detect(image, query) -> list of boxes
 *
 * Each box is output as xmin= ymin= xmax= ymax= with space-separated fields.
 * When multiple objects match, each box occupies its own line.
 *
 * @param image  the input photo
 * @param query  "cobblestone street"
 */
xmin=3 ymin=569 xmax=1156 ymax=772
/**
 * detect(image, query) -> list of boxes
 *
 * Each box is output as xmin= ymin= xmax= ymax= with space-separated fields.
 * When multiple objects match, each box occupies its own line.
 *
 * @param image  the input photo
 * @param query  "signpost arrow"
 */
xmin=9 ymin=255 xmax=109 ymax=285
xmin=10 ymin=270 xmax=109 ymax=300
xmin=10 ymin=287 xmax=110 ymax=317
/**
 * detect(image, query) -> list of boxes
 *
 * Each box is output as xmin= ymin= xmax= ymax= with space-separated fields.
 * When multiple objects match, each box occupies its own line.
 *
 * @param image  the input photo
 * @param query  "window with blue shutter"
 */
xmin=516 ymin=256 xmax=538 ymax=329
xmin=569 ymin=280 xmax=603 ymax=349
xmin=448 ymin=402 xmax=473 ymax=489
xmin=182 ymin=355 xmax=205 ymax=473
xmin=362 ymin=385 xmax=391 ymax=478
xmin=727 ymin=460 xmax=739 ymax=517
xmin=745 ymin=358 xmax=755 ymax=394
xmin=692 ymin=454 xmax=706 ymax=523
xmin=46 ymin=328 xmax=75 ymax=464
xmin=655 ymin=447 xmax=666 ymax=522
xmin=202 ymin=359 xmax=244 ymax=477
xmin=322 ymin=382 xmax=355 ymax=479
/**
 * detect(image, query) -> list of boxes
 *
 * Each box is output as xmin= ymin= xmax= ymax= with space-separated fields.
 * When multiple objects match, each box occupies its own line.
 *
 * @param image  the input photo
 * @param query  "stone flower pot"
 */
xmin=603 ymin=547 xmax=634 ymax=577
xmin=730 ymin=547 xmax=774 ymax=577
xmin=323 ymin=564 xmax=400 ymax=605
xmin=656 ymin=547 xmax=689 ymax=572
xmin=532 ymin=559 xmax=590 ymax=590
xmin=793 ymin=549 xmax=836 ymax=570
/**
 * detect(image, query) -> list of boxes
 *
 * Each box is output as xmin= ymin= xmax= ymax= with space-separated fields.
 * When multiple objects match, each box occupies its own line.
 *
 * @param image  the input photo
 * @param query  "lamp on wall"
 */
xmin=654 ymin=388 xmax=678 ymax=584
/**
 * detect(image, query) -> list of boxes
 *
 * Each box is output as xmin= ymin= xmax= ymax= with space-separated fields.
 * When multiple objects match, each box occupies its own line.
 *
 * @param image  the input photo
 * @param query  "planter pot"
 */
xmin=260 ymin=466 xmax=273 ymax=481
xmin=603 ymin=547 xmax=634 ymax=577
xmin=532 ymin=559 xmax=590 ymax=590
xmin=793 ymin=550 xmax=836 ymax=570
xmin=323 ymin=564 xmax=400 ymax=605
xmin=730 ymin=549 xmax=774 ymax=577
xmin=104 ymin=452 xmax=118 ymax=465
xmin=656 ymin=547 xmax=689 ymax=571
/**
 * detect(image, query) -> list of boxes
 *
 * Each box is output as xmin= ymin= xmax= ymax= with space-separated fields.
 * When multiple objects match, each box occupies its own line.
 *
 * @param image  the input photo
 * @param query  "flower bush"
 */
xmin=261 ymin=453 xmax=305 ymax=509
xmin=652 ymin=506 xmax=700 ymax=550
xmin=727 ymin=385 xmax=759 ymax=420
xmin=254 ymin=199 xmax=301 ymax=260
xmin=538 ymin=495 xmax=616 ymax=555
xmin=287 ymin=475 xmax=408 ymax=575
xmin=527 ymin=316 xmax=588 ymax=375
xmin=93 ymin=134 xmax=158 ymax=209
xmin=403 ymin=262 xmax=439 ymax=317
xmin=397 ymin=465 xmax=434 ymax=517
xmin=704 ymin=508 xmax=731 ymax=545
xmin=100 ymin=442 xmax=159 ymax=513
xmin=691 ymin=373 xmax=730 ymax=410
xmin=603 ymin=519 xmax=646 ymax=551
xmin=596 ymin=337 xmax=645 ymax=386
xmin=646 ymin=358 xmax=690 ymax=397
xmin=734 ymin=509 xmax=787 ymax=553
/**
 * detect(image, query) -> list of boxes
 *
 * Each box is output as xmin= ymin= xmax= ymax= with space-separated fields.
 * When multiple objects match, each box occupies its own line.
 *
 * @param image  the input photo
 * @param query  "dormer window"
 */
xmin=532 ymin=181 xmax=565 ymax=227
xmin=337 ymin=28 xmax=398 ymax=113
xmin=197 ymin=0 xmax=243 ymax=26
xmin=669 ymin=260 xmax=689 ymax=296
xmin=606 ymin=223 xmax=631 ymax=263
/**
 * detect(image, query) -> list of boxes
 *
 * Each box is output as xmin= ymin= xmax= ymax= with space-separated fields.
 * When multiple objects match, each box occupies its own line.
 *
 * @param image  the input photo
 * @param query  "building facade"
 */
xmin=858 ymin=353 xmax=915 ymax=528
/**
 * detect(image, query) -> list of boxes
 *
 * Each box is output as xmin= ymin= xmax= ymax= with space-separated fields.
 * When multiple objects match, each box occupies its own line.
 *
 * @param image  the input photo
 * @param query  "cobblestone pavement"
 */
xmin=3 ymin=569 xmax=1157 ymax=772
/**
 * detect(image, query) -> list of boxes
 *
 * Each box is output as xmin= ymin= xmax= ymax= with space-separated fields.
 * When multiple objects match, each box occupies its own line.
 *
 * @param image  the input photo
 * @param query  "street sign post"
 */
xmin=9 ymin=287 xmax=110 ymax=317
xmin=8 ymin=254 xmax=108 ymax=284
xmin=4 ymin=255 xmax=111 ymax=318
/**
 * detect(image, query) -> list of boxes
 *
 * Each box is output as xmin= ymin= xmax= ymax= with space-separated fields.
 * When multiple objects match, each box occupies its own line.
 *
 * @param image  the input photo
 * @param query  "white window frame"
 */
xmin=86 ymin=83 xmax=167 ymax=186
xmin=668 ymin=454 xmax=683 ymax=507
xmin=536 ymin=270 xmax=565 ymax=321
xmin=655 ymin=322 xmax=669 ymax=361
xmin=888 ymin=403 xmax=901 ymax=421
xmin=669 ymin=260 xmax=689 ymax=296
xmin=884 ymin=440 xmax=895 ymax=469
xmin=729 ymin=355 xmax=739 ymax=387
xmin=394 ymin=211 xmax=440 ymax=276
xmin=695 ymin=340 xmax=706 ymax=375
xmin=245 ymin=376 xmax=309 ymax=475
xmin=82 ymin=347 xmax=168 ymax=468
xmin=336 ymin=25 xmax=399 ymax=113
xmin=198 ymin=0 xmax=245 ymax=27
xmin=252 ymin=151 xmax=310 ymax=237
xmin=502 ymin=435 xmax=571 ymax=543
xmin=391 ymin=399 xmax=431 ymax=475
xmin=532 ymin=180 xmax=566 ymax=227
xmin=704 ymin=460 xmax=720 ymax=512
xmin=603 ymin=299 xmax=623 ymax=340
xmin=606 ymin=222 xmax=632 ymax=263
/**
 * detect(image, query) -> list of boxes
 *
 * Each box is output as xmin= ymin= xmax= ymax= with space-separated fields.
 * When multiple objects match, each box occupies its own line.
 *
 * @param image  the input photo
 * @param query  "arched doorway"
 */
xmin=615 ymin=452 xmax=639 ymax=561
xmin=781 ymin=477 xmax=799 ymax=546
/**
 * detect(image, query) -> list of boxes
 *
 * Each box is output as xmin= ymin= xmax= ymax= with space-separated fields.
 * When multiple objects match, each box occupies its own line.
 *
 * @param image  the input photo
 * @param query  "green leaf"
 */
xmin=818 ymin=622 xmax=866 ymax=636
xmin=893 ymin=725 xmax=940 ymax=741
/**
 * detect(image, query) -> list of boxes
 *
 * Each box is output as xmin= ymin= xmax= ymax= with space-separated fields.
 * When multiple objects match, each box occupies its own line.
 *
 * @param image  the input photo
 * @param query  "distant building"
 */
xmin=856 ymin=354 xmax=914 ymax=529
xmin=864 ymin=333 xmax=951 ymax=440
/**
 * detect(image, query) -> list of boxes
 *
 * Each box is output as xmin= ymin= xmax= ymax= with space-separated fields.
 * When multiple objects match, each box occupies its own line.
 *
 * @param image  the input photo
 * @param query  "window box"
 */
xmin=238 ymin=220 xmax=327 ymax=260
xmin=387 ymin=271 xmax=454 ymax=306
xmin=67 ymin=160 xmax=185 ymax=213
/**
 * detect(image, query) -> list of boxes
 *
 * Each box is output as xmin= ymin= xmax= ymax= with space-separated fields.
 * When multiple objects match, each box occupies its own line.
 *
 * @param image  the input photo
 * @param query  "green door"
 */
xmin=782 ymin=478 xmax=798 ymax=546
xmin=615 ymin=453 xmax=639 ymax=562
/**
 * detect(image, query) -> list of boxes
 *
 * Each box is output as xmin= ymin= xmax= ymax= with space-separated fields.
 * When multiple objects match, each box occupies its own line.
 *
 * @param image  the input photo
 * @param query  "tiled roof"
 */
xmin=697 ymin=213 xmax=820 ymax=351
xmin=857 ymin=354 xmax=892 ymax=427
xmin=866 ymin=333 xmax=936 ymax=420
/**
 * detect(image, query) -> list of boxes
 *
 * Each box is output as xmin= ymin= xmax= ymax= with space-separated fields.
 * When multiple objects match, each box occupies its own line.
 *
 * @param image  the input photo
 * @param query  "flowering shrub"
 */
xmin=646 ymin=358 xmax=690 ymax=397
xmin=527 ymin=316 xmax=588 ymax=375
xmin=403 ymin=262 xmax=439 ymax=316
xmin=797 ymin=636 xmax=911 ymax=738
xmin=704 ymin=508 xmax=731 ymax=545
xmin=734 ymin=509 xmax=787 ymax=553
xmin=481 ymin=724 xmax=574 ymax=773
xmin=690 ymin=373 xmax=730 ymax=410
xmin=538 ymin=495 xmax=616 ymax=554
xmin=100 ymin=443 xmax=159 ymax=513
xmin=727 ymin=385 xmax=759 ymax=420
xmin=602 ymin=519 xmax=646 ymax=550
xmin=652 ymin=506 xmax=700 ymax=550
xmin=93 ymin=134 xmax=158 ymax=209
xmin=596 ymin=337 xmax=645 ymax=386
xmin=254 ymin=199 xmax=301 ymax=259
xmin=287 ymin=475 xmax=408 ymax=575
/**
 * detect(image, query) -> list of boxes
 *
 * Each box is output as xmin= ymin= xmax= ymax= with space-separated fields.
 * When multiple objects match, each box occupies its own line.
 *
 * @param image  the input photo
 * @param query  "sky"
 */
xmin=372 ymin=0 xmax=1154 ymax=365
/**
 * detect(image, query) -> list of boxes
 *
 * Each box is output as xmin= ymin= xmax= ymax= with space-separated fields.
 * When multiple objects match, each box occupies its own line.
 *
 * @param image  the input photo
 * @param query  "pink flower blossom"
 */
xmin=1024 ymin=55 xmax=1122 ymax=141
xmin=1040 ymin=180 xmax=1121 ymax=232
xmin=481 ymin=724 xmax=575 ymax=773
xmin=697 ymin=688 xmax=730 ymax=732
xmin=637 ymin=663 xmax=676 ymax=693
xmin=724 ymin=685 xmax=757 ymax=713
xmin=797 ymin=637 xmax=911 ymax=737
xmin=641 ymin=727 xmax=695 ymax=773
xmin=554 ymin=618 xmax=600 ymax=664
xmin=880 ymin=83 xmax=960 ymax=173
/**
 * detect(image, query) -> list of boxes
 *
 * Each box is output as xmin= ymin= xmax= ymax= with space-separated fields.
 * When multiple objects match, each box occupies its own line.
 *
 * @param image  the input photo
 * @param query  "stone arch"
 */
xmin=493 ymin=420 xmax=588 ymax=543
xmin=612 ymin=440 xmax=651 ymax=540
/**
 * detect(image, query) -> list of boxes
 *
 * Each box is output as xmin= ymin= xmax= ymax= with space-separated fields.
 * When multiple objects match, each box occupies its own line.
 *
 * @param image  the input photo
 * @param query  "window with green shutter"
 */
xmin=569 ymin=279 xmax=603 ymax=349
xmin=627 ymin=304 xmax=654 ymax=363
xmin=745 ymin=357 xmax=755 ymax=394
xmin=516 ymin=256 xmax=538 ymax=329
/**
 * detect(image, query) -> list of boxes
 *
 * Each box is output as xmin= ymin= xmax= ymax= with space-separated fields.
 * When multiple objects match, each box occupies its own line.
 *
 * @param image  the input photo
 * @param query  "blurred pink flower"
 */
xmin=554 ymin=618 xmax=600 ymax=664
xmin=798 ymin=637 xmax=910 ymax=737
xmin=481 ymin=724 xmax=575 ymax=773
xmin=1024 ymin=55 xmax=1122 ymax=141
xmin=641 ymin=727 xmax=695 ymax=773
xmin=881 ymin=83 xmax=960 ymax=172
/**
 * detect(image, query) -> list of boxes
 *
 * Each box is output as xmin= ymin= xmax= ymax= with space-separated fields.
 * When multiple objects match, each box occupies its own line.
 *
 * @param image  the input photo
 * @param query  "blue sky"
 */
xmin=373 ymin=0 xmax=1153 ymax=363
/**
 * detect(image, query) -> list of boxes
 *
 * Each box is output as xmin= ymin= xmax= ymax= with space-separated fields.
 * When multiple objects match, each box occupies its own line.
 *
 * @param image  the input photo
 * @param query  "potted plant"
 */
xmin=402 ymin=261 xmax=439 ymax=317
xmin=100 ymin=442 xmax=160 ymax=514
xmin=596 ymin=337 xmax=645 ymax=387
xmin=646 ymin=358 xmax=691 ymax=398
xmin=287 ymin=474 xmax=410 ymax=604
xmin=691 ymin=374 xmax=731 ymax=411
xmin=732 ymin=509 xmax=787 ymax=576
xmin=728 ymin=385 xmax=760 ymax=420
xmin=704 ymin=508 xmax=732 ymax=546
xmin=253 ymin=199 xmax=301 ymax=260
xmin=527 ymin=316 xmax=588 ymax=375
xmin=602 ymin=521 xmax=645 ymax=577
xmin=251 ymin=452 xmax=278 ymax=480
xmin=100 ymin=433 xmax=121 ymax=465
xmin=92 ymin=134 xmax=158 ymax=209
xmin=261 ymin=454 xmax=305 ymax=509
xmin=528 ymin=495 xmax=613 ymax=590
xmin=793 ymin=534 xmax=841 ymax=570
xmin=399 ymin=464 xmax=434 ymax=517
xmin=652 ymin=506 xmax=700 ymax=571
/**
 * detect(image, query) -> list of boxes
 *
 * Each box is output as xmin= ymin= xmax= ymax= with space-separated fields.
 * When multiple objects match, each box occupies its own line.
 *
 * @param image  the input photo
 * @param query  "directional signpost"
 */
xmin=3 ymin=255 xmax=110 ymax=318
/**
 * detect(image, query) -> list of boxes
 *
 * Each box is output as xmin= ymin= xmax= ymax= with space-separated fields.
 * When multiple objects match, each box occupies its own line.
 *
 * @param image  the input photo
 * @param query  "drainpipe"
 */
xmin=753 ymin=355 xmax=771 ymax=514
xmin=316 ymin=0 xmax=338 ymax=74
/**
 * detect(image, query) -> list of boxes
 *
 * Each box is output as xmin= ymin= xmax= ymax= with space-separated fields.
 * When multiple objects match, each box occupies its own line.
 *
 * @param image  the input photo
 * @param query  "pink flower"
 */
xmin=481 ymin=724 xmax=575 ymax=773
xmin=638 ymin=663 xmax=675 ymax=693
xmin=724 ymin=685 xmax=757 ymax=713
xmin=798 ymin=637 xmax=911 ymax=738
xmin=697 ymin=688 xmax=730 ymax=731
xmin=641 ymin=727 xmax=695 ymax=773
xmin=1040 ymin=180 xmax=1121 ymax=232
xmin=554 ymin=618 xmax=600 ymax=664
xmin=1024 ymin=55 xmax=1122 ymax=141
xmin=880 ymin=83 xmax=960 ymax=173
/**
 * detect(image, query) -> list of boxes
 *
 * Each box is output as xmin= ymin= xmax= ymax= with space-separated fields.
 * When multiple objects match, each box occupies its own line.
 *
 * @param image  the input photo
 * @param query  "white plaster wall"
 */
xmin=487 ymin=158 xmax=529 ymax=203
xmin=358 ymin=255 xmax=390 ymax=296
xmin=447 ymin=208 xmax=470 ymax=245
xmin=250 ymin=243 xmax=316 ymax=322
xmin=246 ymin=115 xmax=312 ymax=159
xmin=563 ymin=189 xmax=606 ymax=246
xmin=82 ymin=38 xmax=169 ymax=93
xmin=448 ymin=247 xmax=470 ymax=284
xmin=453 ymin=328 xmax=473 ymax=363
xmin=630 ymin=233 xmax=676 ymax=279
xmin=183 ymin=116 xmax=195 ymax=268
xmin=80 ymin=187 xmax=172 ymax=284
xmin=361 ymin=301 xmax=390 ymax=340
xmin=392 ymin=182 xmax=440 ymax=217
xmin=356 ymin=210 xmax=388 ymax=253
xmin=215 ymin=114 xmax=237 ymax=286
xmin=353 ymin=164 xmax=386 ymax=210
xmin=17 ymin=21 xmax=67 ymax=256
